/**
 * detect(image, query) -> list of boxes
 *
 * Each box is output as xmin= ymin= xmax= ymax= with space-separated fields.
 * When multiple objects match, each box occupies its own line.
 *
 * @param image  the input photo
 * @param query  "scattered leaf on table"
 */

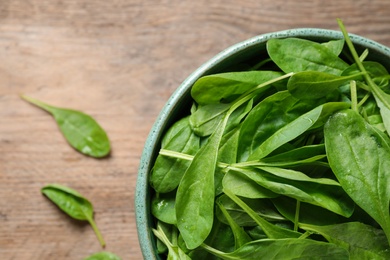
xmin=41 ymin=184 xmax=106 ymax=247
xmin=84 ymin=251 xmax=122 ymax=260
xmin=21 ymin=95 xmax=110 ymax=158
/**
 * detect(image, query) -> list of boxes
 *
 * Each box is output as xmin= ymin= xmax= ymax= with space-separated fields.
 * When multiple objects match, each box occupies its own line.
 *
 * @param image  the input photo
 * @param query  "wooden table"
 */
xmin=1 ymin=0 xmax=390 ymax=259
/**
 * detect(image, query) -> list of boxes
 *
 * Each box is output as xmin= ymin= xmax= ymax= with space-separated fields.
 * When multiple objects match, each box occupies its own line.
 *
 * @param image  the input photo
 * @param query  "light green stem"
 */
xmin=152 ymin=226 xmax=173 ymax=248
xmin=252 ymin=58 xmax=272 ymax=70
xmin=359 ymin=48 xmax=369 ymax=62
xmin=159 ymin=149 xmax=328 ymax=171
xmin=298 ymin=231 xmax=312 ymax=240
xmin=357 ymin=92 xmax=371 ymax=108
xmin=294 ymin=200 xmax=301 ymax=232
xmin=87 ymin=216 xmax=106 ymax=248
xmin=20 ymin=94 xmax=55 ymax=114
xmin=200 ymin=243 xmax=228 ymax=259
xmin=350 ymin=80 xmax=358 ymax=112
xmin=236 ymin=72 xmax=293 ymax=107
xmin=337 ymin=19 xmax=370 ymax=81
xmin=337 ymin=19 xmax=380 ymax=94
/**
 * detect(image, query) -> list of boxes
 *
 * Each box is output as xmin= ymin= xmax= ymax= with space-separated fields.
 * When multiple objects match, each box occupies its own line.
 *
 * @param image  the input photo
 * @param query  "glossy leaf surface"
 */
xmin=287 ymin=71 xmax=363 ymax=100
xmin=84 ymin=252 xmax=122 ymax=260
xmin=150 ymin=117 xmax=200 ymax=193
xmin=325 ymin=109 xmax=390 ymax=243
xmin=267 ymin=37 xmax=348 ymax=75
xmin=203 ymin=238 xmax=349 ymax=260
xmin=41 ymin=184 xmax=105 ymax=247
xmin=191 ymin=71 xmax=283 ymax=105
xmin=301 ymin=222 xmax=390 ymax=259
xmin=22 ymin=95 xmax=110 ymax=158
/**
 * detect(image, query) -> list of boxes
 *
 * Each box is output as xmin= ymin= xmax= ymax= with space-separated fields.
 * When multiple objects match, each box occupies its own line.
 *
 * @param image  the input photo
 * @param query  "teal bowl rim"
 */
xmin=135 ymin=28 xmax=390 ymax=260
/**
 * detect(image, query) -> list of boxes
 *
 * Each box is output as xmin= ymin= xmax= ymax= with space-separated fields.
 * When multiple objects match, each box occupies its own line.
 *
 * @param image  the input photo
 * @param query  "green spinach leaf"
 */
xmin=176 ymin=73 xmax=292 ymax=249
xmin=238 ymin=91 xmax=315 ymax=162
xmin=150 ymin=116 xmax=200 ymax=193
xmin=153 ymin=225 xmax=191 ymax=260
xmin=151 ymin=190 xmax=177 ymax=225
xmin=216 ymin=195 xmax=285 ymax=226
xmin=190 ymin=103 xmax=230 ymax=136
xmin=325 ymin=109 xmax=390 ymax=244
xmin=190 ymin=98 xmax=253 ymax=137
xmin=338 ymin=19 xmax=390 ymax=139
xmin=84 ymin=252 xmax=122 ymax=260
xmin=216 ymin=200 xmax=252 ymax=249
xmin=202 ymin=238 xmax=349 ymax=260
xmin=247 ymin=104 xmax=324 ymax=160
xmin=222 ymin=169 xmax=278 ymax=199
xmin=41 ymin=184 xmax=105 ymax=247
xmin=175 ymin=113 xmax=229 ymax=249
xmin=21 ymin=95 xmax=110 ymax=158
xmin=267 ymin=38 xmax=349 ymax=75
xmin=287 ymin=71 xmax=363 ymax=100
xmin=272 ymin=196 xmax=347 ymax=226
xmin=321 ymin=39 xmax=345 ymax=56
xmin=191 ymin=71 xmax=283 ymax=105
xmin=185 ymin=216 xmax=235 ymax=260
xmin=261 ymin=144 xmax=325 ymax=161
xmin=301 ymin=222 xmax=390 ymax=259
xmin=342 ymin=61 xmax=390 ymax=88
xmin=223 ymin=189 xmax=302 ymax=239
xmin=229 ymin=167 xmax=354 ymax=217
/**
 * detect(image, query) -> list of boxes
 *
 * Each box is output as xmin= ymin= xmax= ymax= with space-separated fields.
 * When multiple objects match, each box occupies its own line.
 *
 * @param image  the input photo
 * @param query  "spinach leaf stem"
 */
xmin=86 ymin=214 xmax=106 ymax=248
xmin=294 ymin=200 xmax=301 ymax=232
xmin=350 ymin=80 xmax=358 ymax=112
xmin=228 ymin=72 xmax=293 ymax=115
xmin=357 ymin=92 xmax=371 ymax=108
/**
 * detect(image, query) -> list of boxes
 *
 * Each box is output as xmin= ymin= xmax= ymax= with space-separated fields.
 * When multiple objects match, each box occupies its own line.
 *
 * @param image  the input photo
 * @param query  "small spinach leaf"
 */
xmin=190 ymin=103 xmax=230 ymax=136
xmin=321 ymin=39 xmax=345 ymax=56
xmin=287 ymin=71 xmax=363 ymax=100
xmin=151 ymin=190 xmax=177 ymax=225
xmin=190 ymin=99 xmax=253 ymax=137
xmin=21 ymin=95 xmax=110 ymax=158
xmin=191 ymin=71 xmax=283 ymax=105
xmin=222 ymin=170 xmax=278 ymax=199
xmin=267 ymin=38 xmax=349 ymax=75
xmin=83 ymin=252 xmax=122 ymax=260
xmin=186 ymin=216 xmax=235 ymax=260
xmin=247 ymin=104 xmax=324 ymax=160
xmin=247 ymin=101 xmax=350 ymax=161
xmin=41 ymin=184 xmax=105 ymax=247
xmin=150 ymin=116 xmax=200 ymax=193
xmin=259 ymin=144 xmax=326 ymax=167
xmin=238 ymin=91 xmax=315 ymax=162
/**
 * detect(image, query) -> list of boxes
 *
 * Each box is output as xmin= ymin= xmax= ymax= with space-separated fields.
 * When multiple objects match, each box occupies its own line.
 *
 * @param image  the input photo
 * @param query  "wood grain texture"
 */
xmin=1 ymin=0 xmax=390 ymax=259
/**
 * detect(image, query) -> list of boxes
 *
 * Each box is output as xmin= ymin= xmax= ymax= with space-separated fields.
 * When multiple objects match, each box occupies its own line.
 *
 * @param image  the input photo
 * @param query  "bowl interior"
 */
xmin=135 ymin=28 xmax=390 ymax=260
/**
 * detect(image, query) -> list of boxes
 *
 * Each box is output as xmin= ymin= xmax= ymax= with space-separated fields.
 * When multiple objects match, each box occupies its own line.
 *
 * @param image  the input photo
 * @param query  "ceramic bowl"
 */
xmin=135 ymin=28 xmax=390 ymax=259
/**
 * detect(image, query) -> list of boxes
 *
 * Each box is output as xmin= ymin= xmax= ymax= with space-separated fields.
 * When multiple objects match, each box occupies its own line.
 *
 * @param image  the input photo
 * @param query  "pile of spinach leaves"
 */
xmin=149 ymin=19 xmax=390 ymax=259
